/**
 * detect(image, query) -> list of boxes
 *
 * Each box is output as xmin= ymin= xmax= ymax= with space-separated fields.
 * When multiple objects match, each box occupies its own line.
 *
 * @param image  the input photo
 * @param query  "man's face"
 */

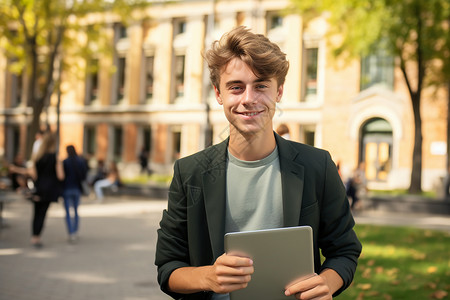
xmin=214 ymin=58 xmax=283 ymax=136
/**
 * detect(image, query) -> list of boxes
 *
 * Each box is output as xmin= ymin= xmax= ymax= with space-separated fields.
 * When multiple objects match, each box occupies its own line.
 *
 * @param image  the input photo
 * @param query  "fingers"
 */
xmin=285 ymin=273 xmax=331 ymax=300
xmin=215 ymin=254 xmax=254 ymax=278
xmin=216 ymin=253 xmax=253 ymax=268
xmin=209 ymin=253 xmax=254 ymax=294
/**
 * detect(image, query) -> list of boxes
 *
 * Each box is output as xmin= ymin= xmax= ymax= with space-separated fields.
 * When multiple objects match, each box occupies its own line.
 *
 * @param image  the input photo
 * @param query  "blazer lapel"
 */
xmin=202 ymin=135 xmax=305 ymax=258
xmin=276 ymin=134 xmax=305 ymax=227
xmin=202 ymin=139 xmax=228 ymax=259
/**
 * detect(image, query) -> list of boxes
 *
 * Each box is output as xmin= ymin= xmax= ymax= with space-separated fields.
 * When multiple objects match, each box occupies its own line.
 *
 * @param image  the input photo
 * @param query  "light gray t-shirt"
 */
xmin=225 ymin=146 xmax=283 ymax=233
xmin=212 ymin=147 xmax=283 ymax=300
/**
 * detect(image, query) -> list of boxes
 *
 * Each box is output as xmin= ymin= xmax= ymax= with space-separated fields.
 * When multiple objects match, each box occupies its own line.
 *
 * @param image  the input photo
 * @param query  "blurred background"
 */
xmin=0 ymin=0 xmax=449 ymax=197
xmin=0 ymin=1 xmax=449 ymax=300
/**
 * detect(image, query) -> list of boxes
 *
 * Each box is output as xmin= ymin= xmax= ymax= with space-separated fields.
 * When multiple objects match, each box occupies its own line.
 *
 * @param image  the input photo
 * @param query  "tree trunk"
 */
xmin=408 ymin=3 xmax=425 ymax=194
xmin=409 ymin=92 xmax=423 ymax=193
xmin=25 ymin=43 xmax=44 ymax=159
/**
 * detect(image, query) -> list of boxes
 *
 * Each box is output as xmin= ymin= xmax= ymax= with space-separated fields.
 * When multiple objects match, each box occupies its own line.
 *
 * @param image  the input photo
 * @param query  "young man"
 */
xmin=155 ymin=26 xmax=361 ymax=300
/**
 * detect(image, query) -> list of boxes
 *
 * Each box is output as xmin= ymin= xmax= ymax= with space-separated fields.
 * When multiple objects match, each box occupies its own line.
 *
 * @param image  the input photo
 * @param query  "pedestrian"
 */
xmin=88 ymin=159 xmax=107 ymax=187
xmin=346 ymin=162 xmax=367 ymax=210
xmin=155 ymin=26 xmax=361 ymax=300
xmin=93 ymin=161 xmax=120 ymax=203
xmin=62 ymin=145 xmax=88 ymax=243
xmin=28 ymin=131 xmax=64 ymax=248
xmin=138 ymin=147 xmax=152 ymax=175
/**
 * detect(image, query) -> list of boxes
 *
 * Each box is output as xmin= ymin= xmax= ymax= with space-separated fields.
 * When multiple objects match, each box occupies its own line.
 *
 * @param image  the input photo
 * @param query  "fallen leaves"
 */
xmin=429 ymin=290 xmax=448 ymax=299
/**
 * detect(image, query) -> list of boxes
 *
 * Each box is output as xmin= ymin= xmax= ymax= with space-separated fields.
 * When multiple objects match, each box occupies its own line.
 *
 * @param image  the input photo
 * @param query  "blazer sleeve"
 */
xmin=318 ymin=151 xmax=362 ymax=296
xmin=155 ymin=160 xmax=191 ymax=299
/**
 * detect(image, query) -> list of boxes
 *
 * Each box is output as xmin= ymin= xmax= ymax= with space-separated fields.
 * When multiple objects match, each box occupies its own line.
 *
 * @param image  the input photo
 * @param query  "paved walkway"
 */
xmin=0 ymin=192 xmax=449 ymax=300
xmin=0 ymin=193 xmax=170 ymax=300
xmin=353 ymin=208 xmax=450 ymax=232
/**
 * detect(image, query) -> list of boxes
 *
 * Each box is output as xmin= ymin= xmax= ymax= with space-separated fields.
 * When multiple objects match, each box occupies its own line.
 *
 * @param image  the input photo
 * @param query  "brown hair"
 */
xmin=204 ymin=26 xmax=289 ymax=91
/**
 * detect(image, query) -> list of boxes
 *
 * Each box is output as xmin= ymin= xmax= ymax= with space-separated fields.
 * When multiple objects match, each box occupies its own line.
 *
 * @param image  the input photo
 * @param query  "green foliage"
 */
xmin=0 ymin=0 xmax=148 ymax=76
xmin=339 ymin=225 xmax=450 ymax=299
xmin=369 ymin=189 xmax=436 ymax=198
xmin=121 ymin=173 xmax=173 ymax=186
xmin=290 ymin=0 xmax=450 ymax=82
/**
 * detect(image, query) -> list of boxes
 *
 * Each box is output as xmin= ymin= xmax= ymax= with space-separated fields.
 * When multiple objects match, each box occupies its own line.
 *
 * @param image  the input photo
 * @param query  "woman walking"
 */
xmin=62 ymin=145 xmax=88 ymax=243
xmin=29 ymin=132 xmax=64 ymax=248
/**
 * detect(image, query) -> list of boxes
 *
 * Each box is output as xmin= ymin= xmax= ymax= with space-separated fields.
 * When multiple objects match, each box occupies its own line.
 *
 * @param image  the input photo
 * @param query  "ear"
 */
xmin=214 ymin=85 xmax=223 ymax=105
xmin=276 ymin=85 xmax=284 ymax=102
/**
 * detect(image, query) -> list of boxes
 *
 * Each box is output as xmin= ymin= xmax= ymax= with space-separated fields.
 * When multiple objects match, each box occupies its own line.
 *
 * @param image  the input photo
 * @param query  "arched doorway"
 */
xmin=360 ymin=118 xmax=393 ymax=181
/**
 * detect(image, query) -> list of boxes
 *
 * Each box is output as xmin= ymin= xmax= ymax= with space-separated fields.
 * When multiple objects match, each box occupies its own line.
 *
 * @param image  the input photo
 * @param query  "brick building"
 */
xmin=0 ymin=0 xmax=448 ymax=191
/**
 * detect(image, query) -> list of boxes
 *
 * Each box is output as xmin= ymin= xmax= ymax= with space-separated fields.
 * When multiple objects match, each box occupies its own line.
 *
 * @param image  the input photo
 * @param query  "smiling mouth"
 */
xmin=239 ymin=111 xmax=260 ymax=116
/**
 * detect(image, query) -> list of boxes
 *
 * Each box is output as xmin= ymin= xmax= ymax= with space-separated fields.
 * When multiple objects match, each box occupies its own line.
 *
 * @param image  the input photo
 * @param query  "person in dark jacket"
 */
xmin=155 ymin=26 xmax=361 ymax=300
xmin=29 ymin=132 xmax=64 ymax=248
xmin=62 ymin=145 xmax=88 ymax=243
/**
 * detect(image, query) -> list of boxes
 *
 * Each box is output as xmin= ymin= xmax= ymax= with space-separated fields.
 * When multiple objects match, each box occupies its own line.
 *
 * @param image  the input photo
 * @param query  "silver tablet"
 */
xmin=224 ymin=226 xmax=314 ymax=300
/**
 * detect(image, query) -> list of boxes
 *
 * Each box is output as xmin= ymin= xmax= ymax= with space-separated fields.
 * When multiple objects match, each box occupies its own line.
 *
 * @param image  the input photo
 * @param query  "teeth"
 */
xmin=243 ymin=112 xmax=258 ymax=116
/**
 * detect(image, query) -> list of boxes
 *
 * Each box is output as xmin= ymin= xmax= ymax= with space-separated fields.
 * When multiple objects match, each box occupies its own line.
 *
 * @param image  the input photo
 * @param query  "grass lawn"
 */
xmin=339 ymin=224 xmax=450 ymax=299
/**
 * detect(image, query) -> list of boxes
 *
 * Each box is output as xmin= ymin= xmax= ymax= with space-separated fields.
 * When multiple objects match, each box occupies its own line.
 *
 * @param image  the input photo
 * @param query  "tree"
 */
xmin=290 ymin=0 xmax=450 ymax=193
xmin=0 ymin=0 xmax=149 ymax=157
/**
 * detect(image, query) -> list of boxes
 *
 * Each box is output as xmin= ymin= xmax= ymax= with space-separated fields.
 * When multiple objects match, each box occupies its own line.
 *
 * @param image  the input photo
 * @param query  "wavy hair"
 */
xmin=203 ymin=26 xmax=289 ymax=91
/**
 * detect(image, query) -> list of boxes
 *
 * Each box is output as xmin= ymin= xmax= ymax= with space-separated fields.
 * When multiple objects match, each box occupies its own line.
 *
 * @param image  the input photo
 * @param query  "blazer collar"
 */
xmin=274 ymin=133 xmax=305 ymax=227
xmin=203 ymin=134 xmax=305 ymax=257
xmin=202 ymin=139 xmax=229 ymax=259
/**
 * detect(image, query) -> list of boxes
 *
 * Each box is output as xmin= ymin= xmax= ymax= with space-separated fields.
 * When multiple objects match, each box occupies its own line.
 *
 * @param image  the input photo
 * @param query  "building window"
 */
xmin=86 ymin=58 xmax=99 ymax=104
xmin=305 ymin=130 xmax=315 ymax=147
xmin=115 ymin=23 xmax=127 ymax=40
xmin=300 ymin=125 xmax=315 ymax=146
xmin=175 ymin=19 xmax=186 ymax=35
xmin=269 ymin=14 xmax=283 ymax=30
xmin=116 ymin=56 xmax=126 ymax=102
xmin=360 ymin=53 xmax=394 ymax=90
xmin=173 ymin=55 xmax=185 ymax=101
xmin=113 ymin=126 xmax=123 ymax=161
xmin=143 ymin=126 xmax=152 ymax=153
xmin=143 ymin=56 xmax=154 ymax=101
xmin=236 ymin=12 xmax=245 ymax=26
xmin=84 ymin=126 xmax=96 ymax=157
xmin=11 ymin=71 xmax=23 ymax=107
xmin=172 ymin=129 xmax=181 ymax=161
xmin=302 ymin=47 xmax=318 ymax=101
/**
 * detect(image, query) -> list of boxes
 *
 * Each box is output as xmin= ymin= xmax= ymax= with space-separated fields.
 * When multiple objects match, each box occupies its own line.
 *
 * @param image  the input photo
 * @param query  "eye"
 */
xmin=228 ymin=85 xmax=244 ymax=93
xmin=256 ymin=84 xmax=268 ymax=89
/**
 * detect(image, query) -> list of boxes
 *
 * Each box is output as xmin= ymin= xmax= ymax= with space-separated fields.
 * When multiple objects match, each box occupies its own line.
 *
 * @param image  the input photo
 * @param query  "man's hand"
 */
xmin=284 ymin=269 xmax=343 ymax=300
xmin=167 ymin=253 xmax=254 ymax=295
xmin=206 ymin=253 xmax=254 ymax=294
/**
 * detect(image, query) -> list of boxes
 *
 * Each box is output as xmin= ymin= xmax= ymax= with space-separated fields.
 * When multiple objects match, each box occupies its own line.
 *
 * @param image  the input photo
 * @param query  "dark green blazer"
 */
xmin=155 ymin=133 xmax=362 ymax=299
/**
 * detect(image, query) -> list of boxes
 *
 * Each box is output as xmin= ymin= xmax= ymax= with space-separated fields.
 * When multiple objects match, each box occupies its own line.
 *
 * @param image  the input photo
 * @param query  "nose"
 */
xmin=241 ymin=87 xmax=256 ymax=105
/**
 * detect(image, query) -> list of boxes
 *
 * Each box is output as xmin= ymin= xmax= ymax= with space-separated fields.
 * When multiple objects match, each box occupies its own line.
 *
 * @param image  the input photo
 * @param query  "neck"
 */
xmin=228 ymin=128 xmax=276 ymax=161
